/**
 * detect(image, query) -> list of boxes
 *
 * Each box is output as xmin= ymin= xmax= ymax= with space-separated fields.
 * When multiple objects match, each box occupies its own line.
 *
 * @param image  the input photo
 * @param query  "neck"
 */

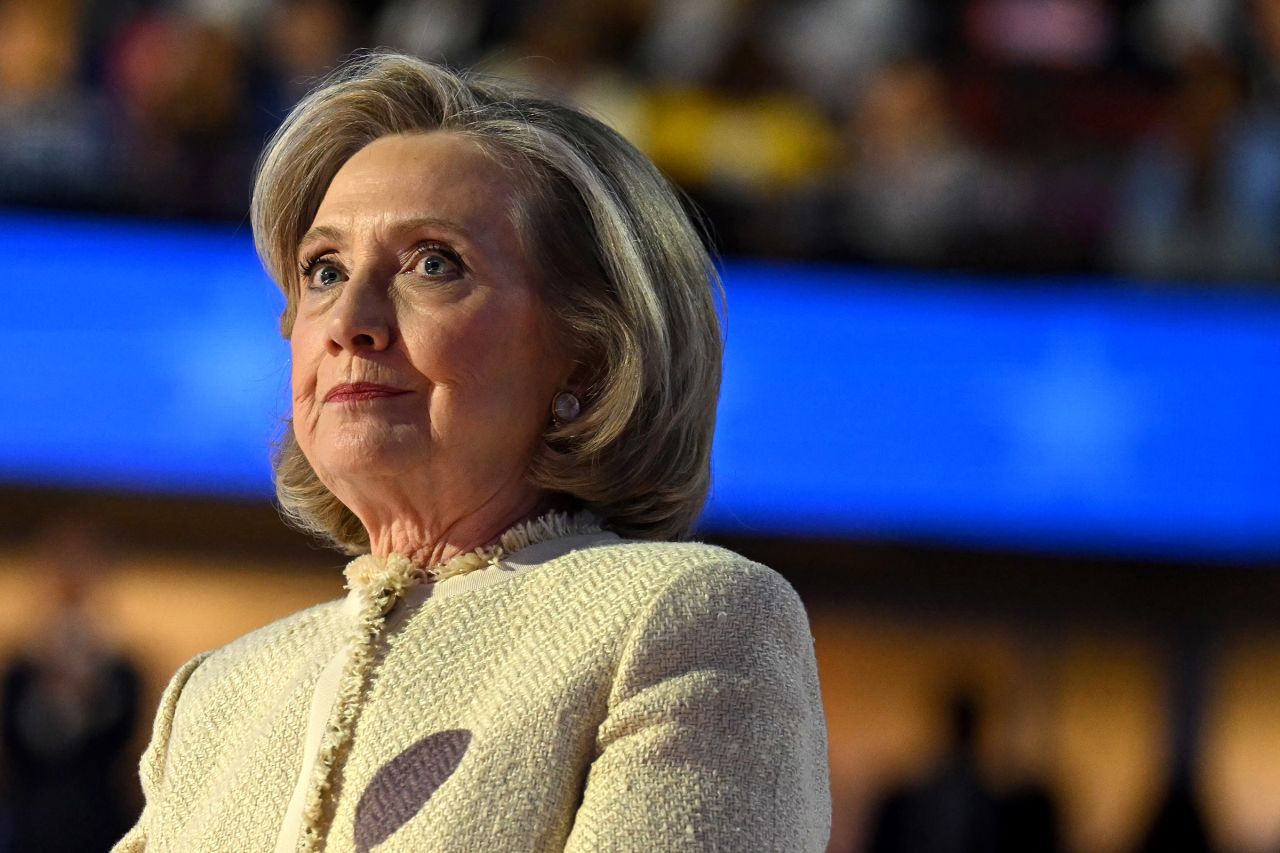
xmin=344 ymin=505 xmax=600 ymax=594
xmin=362 ymin=489 xmax=548 ymax=569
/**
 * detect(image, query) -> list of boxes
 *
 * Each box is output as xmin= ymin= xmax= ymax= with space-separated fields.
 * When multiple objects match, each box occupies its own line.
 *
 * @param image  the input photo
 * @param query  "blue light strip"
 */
xmin=706 ymin=262 xmax=1280 ymax=561
xmin=6 ymin=210 xmax=1279 ymax=561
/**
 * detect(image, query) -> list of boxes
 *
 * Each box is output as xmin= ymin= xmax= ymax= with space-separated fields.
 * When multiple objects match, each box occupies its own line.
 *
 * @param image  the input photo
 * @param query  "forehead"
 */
xmin=308 ymin=132 xmax=523 ymax=237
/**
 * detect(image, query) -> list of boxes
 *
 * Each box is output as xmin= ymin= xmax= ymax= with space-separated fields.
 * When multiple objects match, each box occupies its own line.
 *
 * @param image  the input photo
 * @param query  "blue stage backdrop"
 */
xmin=6 ymin=210 xmax=1279 ymax=562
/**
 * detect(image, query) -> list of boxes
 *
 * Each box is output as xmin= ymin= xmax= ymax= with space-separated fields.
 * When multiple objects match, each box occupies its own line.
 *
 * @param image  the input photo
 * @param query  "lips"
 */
xmin=324 ymin=382 xmax=410 ymax=403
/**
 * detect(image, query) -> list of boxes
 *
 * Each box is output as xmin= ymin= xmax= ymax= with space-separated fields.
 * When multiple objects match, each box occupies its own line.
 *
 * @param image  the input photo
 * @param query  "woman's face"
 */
xmin=289 ymin=132 xmax=569 ymax=524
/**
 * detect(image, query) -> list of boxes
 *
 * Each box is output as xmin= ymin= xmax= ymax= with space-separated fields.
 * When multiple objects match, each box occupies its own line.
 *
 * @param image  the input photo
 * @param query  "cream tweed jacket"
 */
xmin=114 ymin=533 xmax=830 ymax=852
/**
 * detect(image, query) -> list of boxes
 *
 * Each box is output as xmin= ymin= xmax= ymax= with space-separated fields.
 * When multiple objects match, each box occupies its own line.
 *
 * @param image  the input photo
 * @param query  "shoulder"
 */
xmin=473 ymin=535 xmax=811 ymax=666
xmin=516 ymin=536 xmax=811 ymax=660
xmin=530 ymin=535 xmax=767 ymax=582
xmin=574 ymin=540 xmax=831 ymax=847
xmin=153 ymin=597 xmax=347 ymax=768
xmin=541 ymin=536 xmax=804 ymax=615
xmin=184 ymin=596 xmax=346 ymax=688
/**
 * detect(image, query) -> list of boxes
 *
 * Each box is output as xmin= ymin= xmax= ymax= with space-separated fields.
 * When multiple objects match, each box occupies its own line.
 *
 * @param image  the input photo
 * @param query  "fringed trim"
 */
xmin=295 ymin=510 xmax=601 ymax=850
xmin=342 ymin=509 xmax=603 ymax=592
xmin=295 ymin=585 xmax=390 ymax=853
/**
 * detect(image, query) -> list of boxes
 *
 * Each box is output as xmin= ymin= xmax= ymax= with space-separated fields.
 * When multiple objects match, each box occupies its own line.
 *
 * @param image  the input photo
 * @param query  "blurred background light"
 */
xmin=6 ymin=210 xmax=1277 ymax=563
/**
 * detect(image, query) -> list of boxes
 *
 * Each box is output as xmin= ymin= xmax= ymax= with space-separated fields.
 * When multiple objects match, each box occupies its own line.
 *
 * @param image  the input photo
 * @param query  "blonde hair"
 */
xmin=251 ymin=53 xmax=723 ymax=551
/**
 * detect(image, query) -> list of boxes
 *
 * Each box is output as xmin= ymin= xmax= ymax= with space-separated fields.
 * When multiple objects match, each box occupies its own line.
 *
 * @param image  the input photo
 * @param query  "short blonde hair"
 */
xmin=251 ymin=53 xmax=723 ymax=551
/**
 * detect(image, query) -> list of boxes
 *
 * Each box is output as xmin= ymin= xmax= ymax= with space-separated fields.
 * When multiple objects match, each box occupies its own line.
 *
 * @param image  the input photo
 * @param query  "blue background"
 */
xmin=6 ymin=211 xmax=1279 ymax=562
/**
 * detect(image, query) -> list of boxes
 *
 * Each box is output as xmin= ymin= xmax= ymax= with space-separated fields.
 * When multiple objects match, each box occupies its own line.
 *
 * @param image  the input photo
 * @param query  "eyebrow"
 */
xmin=297 ymin=216 xmax=475 ymax=254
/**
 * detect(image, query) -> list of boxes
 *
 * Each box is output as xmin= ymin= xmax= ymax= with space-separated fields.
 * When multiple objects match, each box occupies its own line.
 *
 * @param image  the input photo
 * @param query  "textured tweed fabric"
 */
xmin=114 ymin=536 xmax=830 ymax=852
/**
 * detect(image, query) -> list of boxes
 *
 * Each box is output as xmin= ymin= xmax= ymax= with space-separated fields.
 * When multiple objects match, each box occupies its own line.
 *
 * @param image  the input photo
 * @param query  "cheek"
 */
xmin=472 ymin=307 xmax=557 ymax=399
xmin=408 ymin=302 xmax=558 ymax=419
xmin=288 ymin=321 xmax=324 ymax=397
xmin=287 ymin=323 xmax=326 ymax=449
xmin=405 ymin=295 xmax=534 ymax=384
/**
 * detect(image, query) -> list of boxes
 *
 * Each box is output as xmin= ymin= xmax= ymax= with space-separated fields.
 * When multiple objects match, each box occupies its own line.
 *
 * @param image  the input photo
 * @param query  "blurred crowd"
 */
xmin=3 ymin=0 xmax=1280 ymax=282
xmin=0 ymin=519 xmax=141 ymax=853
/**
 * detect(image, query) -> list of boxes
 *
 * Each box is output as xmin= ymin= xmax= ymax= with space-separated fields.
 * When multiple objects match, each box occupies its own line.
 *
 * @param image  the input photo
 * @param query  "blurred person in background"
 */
xmin=0 ymin=517 xmax=142 ymax=853
xmin=761 ymin=0 xmax=923 ymax=112
xmin=864 ymin=690 xmax=1060 ymax=853
xmin=372 ymin=0 xmax=510 ymax=70
xmin=257 ymin=0 xmax=365 ymax=125
xmin=838 ymin=57 xmax=1014 ymax=269
xmin=866 ymin=692 xmax=1001 ymax=853
xmin=634 ymin=5 xmax=839 ymax=259
xmin=1110 ymin=0 xmax=1280 ymax=283
xmin=1133 ymin=774 xmax=1214 ymax=853
xmin=103 ymin=9 xmax=259 ymax=220
xmin=1110 ymin=42 xmax=1280 ymax=282
xmin=479 ymin=0 xmax=653 ymax=141
xmin=114 ymin=53 xmax=829 ymax=851
xmin=0 ymin=0 xmax=112 ymax=211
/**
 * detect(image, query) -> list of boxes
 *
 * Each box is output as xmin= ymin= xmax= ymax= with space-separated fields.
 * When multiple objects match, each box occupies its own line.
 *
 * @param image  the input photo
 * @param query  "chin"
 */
xmin=310 ymin=422 xmax=430 ymax=479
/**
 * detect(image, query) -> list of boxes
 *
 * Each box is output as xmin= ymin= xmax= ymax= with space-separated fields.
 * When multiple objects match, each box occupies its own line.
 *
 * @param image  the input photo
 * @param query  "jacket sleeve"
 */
xmin=563 ymin=559 xmax=831 ymax=852
xmin=112 ymin=651 xmax=211 ymax=853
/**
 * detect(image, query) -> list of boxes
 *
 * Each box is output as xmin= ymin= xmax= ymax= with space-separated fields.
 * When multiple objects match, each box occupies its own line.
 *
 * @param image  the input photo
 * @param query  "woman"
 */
xmin=115 ymin=53 xmax=829 ymax=852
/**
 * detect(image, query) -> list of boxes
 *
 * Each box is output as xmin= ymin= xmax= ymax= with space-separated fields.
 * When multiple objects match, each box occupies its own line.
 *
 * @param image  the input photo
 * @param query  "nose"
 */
xmin=327 ymin=278 xmax=395 ymax=354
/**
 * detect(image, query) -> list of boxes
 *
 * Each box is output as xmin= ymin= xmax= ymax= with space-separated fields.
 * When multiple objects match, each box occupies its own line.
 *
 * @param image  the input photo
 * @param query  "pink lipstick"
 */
xmin=324 ymin=382 xmax=410 ymax=403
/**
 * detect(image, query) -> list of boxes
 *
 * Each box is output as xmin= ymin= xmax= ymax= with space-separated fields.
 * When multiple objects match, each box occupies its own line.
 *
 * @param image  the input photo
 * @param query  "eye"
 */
xmin=300 ymin=254 xmax=346 ymax=290
xmin=411 ymin=245 xmax=463 ymax=279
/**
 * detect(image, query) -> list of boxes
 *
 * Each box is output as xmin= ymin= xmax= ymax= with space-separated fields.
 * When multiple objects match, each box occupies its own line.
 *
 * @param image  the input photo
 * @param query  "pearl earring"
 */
xmin=552 ymin=391 xmax=581 ymax=424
